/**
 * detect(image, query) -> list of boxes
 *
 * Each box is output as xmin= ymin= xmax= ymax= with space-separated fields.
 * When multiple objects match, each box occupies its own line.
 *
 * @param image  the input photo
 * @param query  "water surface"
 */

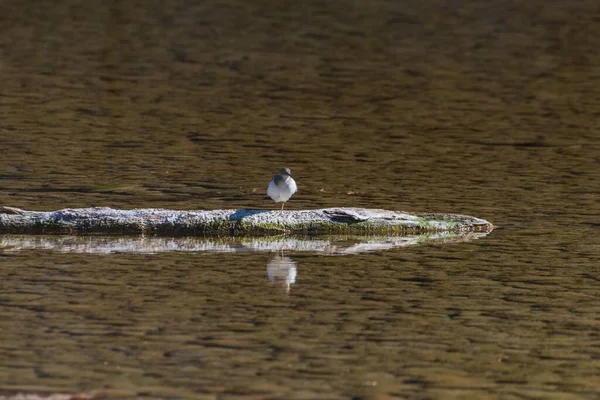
xmin=1 ymin=0 xmax=600 ymax=398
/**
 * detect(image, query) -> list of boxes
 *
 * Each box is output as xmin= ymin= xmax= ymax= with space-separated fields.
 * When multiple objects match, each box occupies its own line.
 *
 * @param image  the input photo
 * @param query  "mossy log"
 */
xmin=0 ymin=206 xmax=493 ymax=236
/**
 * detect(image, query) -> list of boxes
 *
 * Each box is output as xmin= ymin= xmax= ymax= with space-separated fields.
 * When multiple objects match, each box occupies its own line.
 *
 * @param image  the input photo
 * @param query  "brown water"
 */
xmin=1 ymin=0 xmax=600 ymax=398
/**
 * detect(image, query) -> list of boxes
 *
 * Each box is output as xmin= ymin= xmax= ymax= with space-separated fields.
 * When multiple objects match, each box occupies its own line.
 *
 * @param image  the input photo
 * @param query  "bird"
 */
xmin=267 ymin=168 xmax=297 ymax=210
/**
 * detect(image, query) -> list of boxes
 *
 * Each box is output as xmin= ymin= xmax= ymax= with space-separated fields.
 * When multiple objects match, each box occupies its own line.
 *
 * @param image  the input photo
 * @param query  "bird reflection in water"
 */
xmin=267 ymin=254 xmax=297 ymax=294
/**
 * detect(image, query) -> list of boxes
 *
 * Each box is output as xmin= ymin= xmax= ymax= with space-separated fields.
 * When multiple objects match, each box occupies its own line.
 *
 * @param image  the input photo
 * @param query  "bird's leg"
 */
xmin=281 ymin=202 xmax=285 ymax=211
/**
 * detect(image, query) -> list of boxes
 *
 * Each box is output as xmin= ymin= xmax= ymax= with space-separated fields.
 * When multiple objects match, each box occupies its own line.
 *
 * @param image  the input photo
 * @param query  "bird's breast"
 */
xmin=267 ymin=177 xmax=297 ymax=202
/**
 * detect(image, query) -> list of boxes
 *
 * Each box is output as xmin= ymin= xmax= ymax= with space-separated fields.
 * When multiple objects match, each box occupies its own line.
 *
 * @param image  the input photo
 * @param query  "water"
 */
xmin=1 ymin=0 xmax=600 ymax=398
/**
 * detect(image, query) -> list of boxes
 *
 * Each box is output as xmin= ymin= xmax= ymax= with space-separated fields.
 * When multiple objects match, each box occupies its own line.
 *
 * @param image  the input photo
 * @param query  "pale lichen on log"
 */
xmin=0 ymin=206 xmax=494 ymax=236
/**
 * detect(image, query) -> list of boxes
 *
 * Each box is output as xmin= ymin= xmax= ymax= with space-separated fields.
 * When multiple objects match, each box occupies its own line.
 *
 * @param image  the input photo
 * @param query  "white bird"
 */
xmin=267 ymin=168 xmax=297 ymax=210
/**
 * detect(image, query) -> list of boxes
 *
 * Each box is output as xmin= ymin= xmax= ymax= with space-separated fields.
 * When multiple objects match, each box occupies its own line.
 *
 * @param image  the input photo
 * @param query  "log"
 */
xmin=0 ymin=206 xmax=493 ymax=236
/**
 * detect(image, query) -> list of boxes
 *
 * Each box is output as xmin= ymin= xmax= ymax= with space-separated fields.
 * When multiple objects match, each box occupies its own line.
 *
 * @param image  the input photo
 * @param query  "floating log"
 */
xmin=0 ymin=206 xmax=493 ymax=237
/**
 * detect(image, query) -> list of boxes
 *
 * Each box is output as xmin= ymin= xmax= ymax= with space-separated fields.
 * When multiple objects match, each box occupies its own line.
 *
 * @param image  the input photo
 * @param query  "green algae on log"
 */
xmin=0 ymin=206 xmax=493 ymax=236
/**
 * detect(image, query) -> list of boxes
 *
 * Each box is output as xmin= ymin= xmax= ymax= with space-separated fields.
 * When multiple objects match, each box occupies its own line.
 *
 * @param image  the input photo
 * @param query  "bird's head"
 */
xmin=279 ymin=168 xmax=292 ymax=177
